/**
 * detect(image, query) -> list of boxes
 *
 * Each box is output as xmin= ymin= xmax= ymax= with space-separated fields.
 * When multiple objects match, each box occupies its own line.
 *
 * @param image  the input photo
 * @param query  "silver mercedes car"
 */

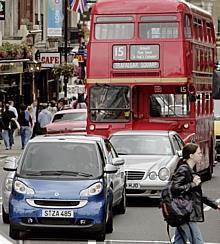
xmin=109 ymin=130 xmax=184 ymax=196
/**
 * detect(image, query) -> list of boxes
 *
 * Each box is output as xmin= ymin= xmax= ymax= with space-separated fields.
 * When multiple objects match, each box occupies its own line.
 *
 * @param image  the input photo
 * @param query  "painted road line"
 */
xmin=105 ymin=241 xmax=220 ymax=244
xmin=0 ymin=234 xmax=13 ymax=244
xmin=204 ymin=198 xmax=220 ymax=211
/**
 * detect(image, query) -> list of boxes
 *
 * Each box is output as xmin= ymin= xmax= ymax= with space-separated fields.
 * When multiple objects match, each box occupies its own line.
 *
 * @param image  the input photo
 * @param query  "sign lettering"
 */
xmin=113 ymin=62 xmax=159 ymax=69
xmin=40 ymin=52 xmax=61 ymax=68
xmin=113 ymin=45 xmax=127 ymax=60
xmin=130 ymin=45 xmax=159 ymax=60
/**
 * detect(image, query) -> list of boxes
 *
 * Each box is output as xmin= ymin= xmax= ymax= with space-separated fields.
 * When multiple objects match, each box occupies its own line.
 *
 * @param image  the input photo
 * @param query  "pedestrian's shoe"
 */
xmin=5 ymin=147 xmax=9 ymax=150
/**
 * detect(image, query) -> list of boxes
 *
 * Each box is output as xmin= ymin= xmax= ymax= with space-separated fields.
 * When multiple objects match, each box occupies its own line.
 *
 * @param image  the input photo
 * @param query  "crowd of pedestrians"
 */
xmin=0 ymin=95 xmax=87 ymax=150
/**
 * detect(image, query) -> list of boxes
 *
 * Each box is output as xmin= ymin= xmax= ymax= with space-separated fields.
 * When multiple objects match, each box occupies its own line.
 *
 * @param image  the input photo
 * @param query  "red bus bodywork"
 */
xmin=86 ymin=0 xmax=216 ymax=178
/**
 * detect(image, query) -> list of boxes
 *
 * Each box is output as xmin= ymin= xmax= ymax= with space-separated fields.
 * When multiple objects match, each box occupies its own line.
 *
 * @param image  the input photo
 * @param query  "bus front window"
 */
xmin=90 ymin=86 xmax=130 ymax=122
xmin=150 ymin=94 xmax=189 ymax=117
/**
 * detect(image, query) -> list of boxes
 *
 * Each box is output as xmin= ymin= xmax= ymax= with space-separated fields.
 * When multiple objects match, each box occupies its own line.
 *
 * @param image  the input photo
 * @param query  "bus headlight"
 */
xmin=158 ymin=167 xmax=170 ymax=181
xmin=183 ymin=123 xmax=189 ymax=129
xmin=89 ymin=124 xmax=95 ymax=131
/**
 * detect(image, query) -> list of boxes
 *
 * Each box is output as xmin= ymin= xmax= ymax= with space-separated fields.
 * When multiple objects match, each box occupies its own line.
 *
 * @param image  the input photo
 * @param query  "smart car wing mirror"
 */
xmin=3 ymin=156 xmax=18 ymax=171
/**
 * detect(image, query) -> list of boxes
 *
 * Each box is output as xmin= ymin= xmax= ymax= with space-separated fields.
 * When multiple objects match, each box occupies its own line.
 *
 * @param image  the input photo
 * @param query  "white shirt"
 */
xmin=9 ymin=105 xmax=18 ymax=119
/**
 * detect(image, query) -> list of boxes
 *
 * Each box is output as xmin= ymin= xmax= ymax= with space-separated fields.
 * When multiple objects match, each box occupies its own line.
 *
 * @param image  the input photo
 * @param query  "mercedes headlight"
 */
xmin=158 ymin=167 xmax=170 ymax=181
xmin=149 ymin=171 xmax=157 ymax=180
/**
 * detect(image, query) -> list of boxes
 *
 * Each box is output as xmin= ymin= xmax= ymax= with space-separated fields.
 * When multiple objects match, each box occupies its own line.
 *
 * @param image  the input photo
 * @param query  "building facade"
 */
xmin=0 ymin=0 xmax=84 ymax=109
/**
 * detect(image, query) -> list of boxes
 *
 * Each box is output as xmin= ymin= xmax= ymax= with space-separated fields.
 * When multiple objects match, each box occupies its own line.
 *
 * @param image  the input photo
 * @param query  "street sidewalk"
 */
xmin=0 ymin=132 xmax=23 ymax=159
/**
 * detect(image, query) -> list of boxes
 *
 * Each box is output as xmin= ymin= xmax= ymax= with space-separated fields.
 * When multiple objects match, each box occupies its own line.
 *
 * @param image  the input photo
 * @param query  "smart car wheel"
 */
xmin=96 ymin=231 xmax=106 ymax=241
xmin=115 ymin=188 xmax=126 ymax=214
xmin=2 ymin=205 xmax=9 ymax=224
xmin=106 ymin=204 xmax=113 ymax=233
xmin=9 ymin=225 xmax=21 ymax=240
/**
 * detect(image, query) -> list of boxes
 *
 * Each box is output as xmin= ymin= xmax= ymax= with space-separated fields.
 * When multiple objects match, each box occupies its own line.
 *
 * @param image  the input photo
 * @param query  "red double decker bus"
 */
xmin=86 ymin=0 xmax=218 ymax=178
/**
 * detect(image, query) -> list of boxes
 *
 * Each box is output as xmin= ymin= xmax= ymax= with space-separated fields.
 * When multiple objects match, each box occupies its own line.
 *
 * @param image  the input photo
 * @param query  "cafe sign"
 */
xmin=40 ymin=52 xmax=61 ymax=68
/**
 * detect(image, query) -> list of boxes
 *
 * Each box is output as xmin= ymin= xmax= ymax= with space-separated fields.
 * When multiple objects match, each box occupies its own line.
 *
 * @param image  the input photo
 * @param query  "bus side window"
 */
xmin=184 ymin=15 xmax=192 ymax=39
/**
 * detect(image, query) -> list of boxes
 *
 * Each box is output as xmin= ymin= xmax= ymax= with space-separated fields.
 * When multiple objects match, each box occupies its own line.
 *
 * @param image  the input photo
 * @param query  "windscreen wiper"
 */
xmin=25 ymin=170 xmax=93 ymax=177
xmin=40 ymin=170 xmax=93 ymax=177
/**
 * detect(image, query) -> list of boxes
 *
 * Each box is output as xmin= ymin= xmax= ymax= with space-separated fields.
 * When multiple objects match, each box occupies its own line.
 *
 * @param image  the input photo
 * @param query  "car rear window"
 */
xmin=52 ymin=112 xmax=87 ymax=122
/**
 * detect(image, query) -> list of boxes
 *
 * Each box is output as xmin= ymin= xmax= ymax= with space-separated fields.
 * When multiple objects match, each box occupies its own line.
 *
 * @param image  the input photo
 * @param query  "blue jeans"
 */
xmin=2 ymin=129 xmax=10 ymax=149
xmin=20 ymin=126 xmax=31 ymax=149
xmin=173 ymin=222 xmax=204 ymax=244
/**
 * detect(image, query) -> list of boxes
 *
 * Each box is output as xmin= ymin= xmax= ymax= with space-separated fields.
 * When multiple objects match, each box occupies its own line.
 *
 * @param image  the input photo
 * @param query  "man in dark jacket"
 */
xmin=18 ymin=104 xmax=32 ymax=149
xmin=1 ymin=102 xmax=16 ymax=149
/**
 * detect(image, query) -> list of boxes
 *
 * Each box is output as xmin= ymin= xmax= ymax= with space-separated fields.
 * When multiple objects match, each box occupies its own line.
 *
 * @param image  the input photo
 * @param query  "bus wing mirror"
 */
xmin=188 ymin=93 xmax=196 ymax=102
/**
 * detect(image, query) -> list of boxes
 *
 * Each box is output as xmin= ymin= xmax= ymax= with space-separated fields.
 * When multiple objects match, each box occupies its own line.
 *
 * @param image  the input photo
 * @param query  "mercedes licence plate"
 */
xmin=42 ymin=209 xmax=74 ymax=218
xmin=126 ymin=182 xmax=140 ymax=189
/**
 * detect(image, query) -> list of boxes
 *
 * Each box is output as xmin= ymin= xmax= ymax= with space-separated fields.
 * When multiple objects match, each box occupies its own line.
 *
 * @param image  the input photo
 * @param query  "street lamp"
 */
xmin=27 ymin=60 xmax=41 ymax=103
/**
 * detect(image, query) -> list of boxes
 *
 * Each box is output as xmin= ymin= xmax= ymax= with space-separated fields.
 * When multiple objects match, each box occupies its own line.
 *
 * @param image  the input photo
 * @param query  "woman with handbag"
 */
xmin=171 ymin=143 xmax=220 ymax=244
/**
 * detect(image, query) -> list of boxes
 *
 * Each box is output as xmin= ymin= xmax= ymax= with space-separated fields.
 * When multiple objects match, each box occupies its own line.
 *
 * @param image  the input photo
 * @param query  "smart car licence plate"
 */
xmin=42 ymin=209 xmax=74 ymax=218
xmin=126 ymin=182 xmax=140 ymax=189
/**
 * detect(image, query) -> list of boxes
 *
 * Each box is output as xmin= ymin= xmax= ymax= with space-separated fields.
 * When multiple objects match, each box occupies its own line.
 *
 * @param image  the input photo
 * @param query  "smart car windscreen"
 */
xmin=19 ymin=142 xmax=102 ymax=178
xmin=110 ymin=135 xmax=172 ymax=155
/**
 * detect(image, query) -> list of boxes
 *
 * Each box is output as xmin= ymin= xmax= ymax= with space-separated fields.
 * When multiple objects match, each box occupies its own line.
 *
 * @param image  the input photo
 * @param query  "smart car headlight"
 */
xmin=5 ymin=178 xmax=13 ymax=191
xmin=14 ymin=180 xmax=35 ymax=195
xmin=158 ymin=167 xmax=170 ymax=181
xmin=80 ymin=182 xmax=103 ymax=196
xmin=149 ymin=171 xmax=157 ymax=180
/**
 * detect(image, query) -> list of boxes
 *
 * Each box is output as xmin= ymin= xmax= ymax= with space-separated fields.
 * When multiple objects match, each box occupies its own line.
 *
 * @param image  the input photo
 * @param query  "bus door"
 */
xmin=132 ymin=85 xmax=149 ymax=121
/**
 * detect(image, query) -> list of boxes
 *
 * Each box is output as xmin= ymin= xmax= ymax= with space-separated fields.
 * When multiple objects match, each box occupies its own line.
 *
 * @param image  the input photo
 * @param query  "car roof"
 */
xmin=29 ymin=134 xmax=106 ymax=144
xmin=110 ymin=130 xmax=177 ymax=136
xmin=54 ymin=109 xmax=87 ymax=115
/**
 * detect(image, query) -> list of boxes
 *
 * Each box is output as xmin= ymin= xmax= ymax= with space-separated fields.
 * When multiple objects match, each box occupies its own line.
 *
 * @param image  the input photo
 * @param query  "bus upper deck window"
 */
xmin=95 ymin=16 xmax=134 ymax=40
xmin=139 ymin=22 xmax=178 ymax=39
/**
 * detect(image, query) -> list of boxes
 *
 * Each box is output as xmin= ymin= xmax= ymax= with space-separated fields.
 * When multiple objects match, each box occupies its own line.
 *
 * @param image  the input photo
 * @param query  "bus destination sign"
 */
xmin=113 ymin=62 xmax=159 ymax=69
xmin=130 ymin=45 xmax=159 ymax=60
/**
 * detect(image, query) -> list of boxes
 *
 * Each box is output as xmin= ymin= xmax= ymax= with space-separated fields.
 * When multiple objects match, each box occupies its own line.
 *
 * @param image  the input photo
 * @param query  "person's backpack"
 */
xmin=160 ymin=183 xmax=193 ymax=228
xmin=161 ymin=183 xmax=193 ymax=244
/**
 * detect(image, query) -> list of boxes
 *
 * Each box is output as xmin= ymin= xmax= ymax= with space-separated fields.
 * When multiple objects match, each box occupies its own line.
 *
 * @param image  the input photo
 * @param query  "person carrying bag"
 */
xmin=169 ymin=143 xmax=220 ymax=244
